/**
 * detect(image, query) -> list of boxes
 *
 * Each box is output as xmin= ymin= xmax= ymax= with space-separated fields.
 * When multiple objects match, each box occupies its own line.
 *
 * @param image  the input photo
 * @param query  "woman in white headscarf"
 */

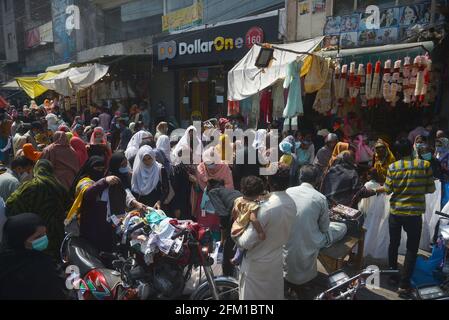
xmin=131 ymin=145 xmax=169 ymax=209
xmin=125 ymin=130 xmax=153 ymax=165
xmin=171 ymin=125 xmax=202 ymax=165
xmin=45 ymin=114 xmax=60 ymax=133
xmin=156 ymin=135 xmax=171 ymax=160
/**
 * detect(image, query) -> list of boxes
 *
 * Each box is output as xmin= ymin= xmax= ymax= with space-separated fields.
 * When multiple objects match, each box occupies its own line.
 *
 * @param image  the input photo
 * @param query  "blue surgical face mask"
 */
xmin=119 ymin=166 xmax=129 ymax=174
xmin=415 ymin=143 xmax=425 ymax=149
xmin=421 ymin=153 xmax=432 ymax=161
xmin=31 ymin=235 xmax=49 ymax=251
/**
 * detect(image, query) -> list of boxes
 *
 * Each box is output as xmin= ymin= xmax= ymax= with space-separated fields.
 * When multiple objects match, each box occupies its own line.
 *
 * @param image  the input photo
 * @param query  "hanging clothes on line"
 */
xmin=283 ymin=60 xmax=304 ymax=118
xmin=227 ymin=100 xmax=240 ymax=116
xmin=240 ymin=97 xmax=252 ymax=126
xmin=271 ymin=81 xmax=285 ymax=120
xmin=248 ymin=93 xmax=260 ymax=129
xmin=260 ymin=89 xmax=273 ymax=125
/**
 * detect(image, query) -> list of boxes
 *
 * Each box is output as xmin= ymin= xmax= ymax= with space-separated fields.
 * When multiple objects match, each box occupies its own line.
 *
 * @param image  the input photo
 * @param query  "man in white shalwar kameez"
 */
xmin=284 ymin=165 xmax=347 ymax=288
xmin=235 ymin=168 xmax=296 ymax=300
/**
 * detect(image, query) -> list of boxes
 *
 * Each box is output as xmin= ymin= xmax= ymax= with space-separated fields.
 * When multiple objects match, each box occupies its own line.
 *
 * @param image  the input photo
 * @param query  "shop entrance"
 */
xmin=178 ymin=66 xmax=226 ymax=126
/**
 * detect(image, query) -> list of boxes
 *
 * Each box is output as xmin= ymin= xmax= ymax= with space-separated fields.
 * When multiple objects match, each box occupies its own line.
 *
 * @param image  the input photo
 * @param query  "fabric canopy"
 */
xmin=227 ymin=36 xmax=324 ymax=101
xmin=15 ymin=72 xmax=59 ymax=99
xmin=40 ymin=63 xmax=109 ymax=96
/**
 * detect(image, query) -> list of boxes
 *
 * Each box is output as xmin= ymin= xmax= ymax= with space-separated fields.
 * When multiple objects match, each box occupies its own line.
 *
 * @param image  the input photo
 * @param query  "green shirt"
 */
xmin=384 ymin=158 xmax=435 ymax=216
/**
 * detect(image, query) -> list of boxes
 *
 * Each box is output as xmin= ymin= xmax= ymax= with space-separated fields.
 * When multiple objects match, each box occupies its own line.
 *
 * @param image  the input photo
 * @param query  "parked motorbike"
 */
xmin=315 ymin=267 xmax=399 ymax=300
xmin=61 ymin=210 xmax=239 ymax=300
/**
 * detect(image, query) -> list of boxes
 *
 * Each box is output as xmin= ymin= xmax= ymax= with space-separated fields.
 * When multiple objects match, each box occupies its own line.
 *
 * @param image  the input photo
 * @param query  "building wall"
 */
xmin=203 ymin=0 xmax=284 ymax=24
xmin=2 ymin=0 xmax=19 ymax=63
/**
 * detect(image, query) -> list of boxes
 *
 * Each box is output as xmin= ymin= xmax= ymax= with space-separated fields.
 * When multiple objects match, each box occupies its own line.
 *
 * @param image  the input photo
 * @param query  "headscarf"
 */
xmin=5 ymin=160 xmax=68 ymax=256
xmin=131 ymin=145 xmax=162 ymax=196
xmin=219 ymin=118 xmax=230 ymax=133
xmin=109 ymin=152 xmax=131 ymax=190
xmin=57 ymin=124 xmax=70 ymax=133
xmin=279 ymin=141 xmax=293 ymax=155
xmin=125 ymin=130 xmax=153 ymax=161
xmin=329 ymin=142 xmax=349 ymax=167
xmin=171 ymin=125 xmax=202 ymax=165
xmin=156 ymin=135 xmax=171 ymax=160
xmin=22 ymin=143 xmax=42 ymax=162
xmin=40 ymin=131 xmax=80 ymax=191
xmin=71 ymin=116 xmax=81 ymax=129
xmin=90 ymin=127 xmax=107 ymax=145
xmin=1 ymin=213 xmax=45 ymax=252
xmin=70 ymin=156 xmax=105 ymax=197
xmin=156 ymin=122 xmax=168 ymax=136
xmin=155 ymin=148 xmax=172 ymax=176
xmin=373 ymin=138 xmax=396 ymax=183
xmin=436 ymin=137 xmax=449 ymax=161
xmin=45 ymin=113 xmax=59 ymax=132
xmin=90 ymin=117 xmax=99 ymax=128
xmin=129 ymin=122 xmax=136 ymax=132
xmin=70 ymin=136 xmax=88 ymax=167
xmin=195 ymin=147 xmax=234 ymax=190
xmin=353 ymin=134 xmax=374 ymax=163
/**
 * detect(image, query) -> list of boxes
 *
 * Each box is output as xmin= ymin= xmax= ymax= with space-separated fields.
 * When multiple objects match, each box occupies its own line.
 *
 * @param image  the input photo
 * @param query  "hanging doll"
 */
xmin=365 ymin=62 xmax=373 ymax=106
xmin=348 ymin=62 xmax=357 ymax=105
xmin=390 ymin=60 xmax=402 ymax=107
xmin=370 ymin=61 xmax=382 ymax=107
xmin=338 ymin=64 xmax=348 ymax=108
xmin=402 ymin=56 xmax=413 ymax=104
xmin=382 ymin=59 xmax=392 ymax=102
xmin=358 ymin=64 xmax=366 ymax=107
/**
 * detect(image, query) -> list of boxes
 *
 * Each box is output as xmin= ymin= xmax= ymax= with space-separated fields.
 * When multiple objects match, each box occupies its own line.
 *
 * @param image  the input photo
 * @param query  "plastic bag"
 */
xmin=411 ymin=242 xmax=445 ymax=288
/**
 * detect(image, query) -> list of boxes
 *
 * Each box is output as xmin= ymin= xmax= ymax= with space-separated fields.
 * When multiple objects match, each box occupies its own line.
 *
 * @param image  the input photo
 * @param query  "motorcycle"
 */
xmin=61 ymin=210 xmax=239 ymax=300
xmin=315 ymin=267 xmax=399 ymax=300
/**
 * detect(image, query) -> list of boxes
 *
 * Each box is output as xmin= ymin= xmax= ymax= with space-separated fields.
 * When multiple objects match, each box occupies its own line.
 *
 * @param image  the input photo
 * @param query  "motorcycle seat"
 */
xmin=67 ymin=237 xmax=105 ymax=276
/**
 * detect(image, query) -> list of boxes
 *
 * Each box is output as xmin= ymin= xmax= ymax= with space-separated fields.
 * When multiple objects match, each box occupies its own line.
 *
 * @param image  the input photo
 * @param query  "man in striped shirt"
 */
xmin=376 ymin=138 xmax=435 ymax=297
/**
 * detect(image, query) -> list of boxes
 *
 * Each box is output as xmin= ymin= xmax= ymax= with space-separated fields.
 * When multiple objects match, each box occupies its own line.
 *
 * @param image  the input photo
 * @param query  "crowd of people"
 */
xmin=0 ymin=99 xmax=445 ymax=300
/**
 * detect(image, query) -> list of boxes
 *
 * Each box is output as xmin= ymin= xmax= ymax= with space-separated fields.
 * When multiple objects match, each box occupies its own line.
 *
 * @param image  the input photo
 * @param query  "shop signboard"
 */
xmin=162 ymin=1 xmax=203 ymax=33
xmin=155 ymin=14 xmax=279 ymax=66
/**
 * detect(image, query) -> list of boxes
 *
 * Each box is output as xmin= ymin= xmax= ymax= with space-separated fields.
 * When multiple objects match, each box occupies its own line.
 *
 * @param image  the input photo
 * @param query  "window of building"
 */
xmin=166 ymin=0 xmax=194 ymax=13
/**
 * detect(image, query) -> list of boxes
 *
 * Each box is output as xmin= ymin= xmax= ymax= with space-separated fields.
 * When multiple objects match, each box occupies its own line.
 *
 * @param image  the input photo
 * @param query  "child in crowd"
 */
xmin=230 ymin=176 xmax=268 ymax=265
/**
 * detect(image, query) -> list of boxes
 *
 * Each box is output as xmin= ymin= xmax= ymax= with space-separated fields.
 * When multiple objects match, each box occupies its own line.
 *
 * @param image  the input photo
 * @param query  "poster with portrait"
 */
xmin=323 ymin=35 xmax=340 ymax=48
xmin=399 ymin=26 xmax=415 ymax=41
xmin=324 ymin=16 xmax=341 ymax=34
xmin=312 ymin=0 xmax=326 ymax=14
xmin=358 ymin=29 xmax=377 ymax=47
xmin=399 ymin=5 xmax=420 ymax=26
xmin=376 ymin=27 xmax=398 ymax=44
xmin=419 ymin=2 xmax=432 ymax=25
xmin=379 ymin=7 xmax=400 ymax=28
xmin=341 ymin=14 xmax=360 ymax=32
xmin=340 ymin=32 xmax=358 ymax=48
xmin=299 ymin=1 xmax=310 ymax=15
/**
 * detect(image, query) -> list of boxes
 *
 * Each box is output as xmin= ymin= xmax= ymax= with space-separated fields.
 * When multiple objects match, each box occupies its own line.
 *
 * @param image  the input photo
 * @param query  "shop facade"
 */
xmin=152 ymin=11 xmax=280 ymax=127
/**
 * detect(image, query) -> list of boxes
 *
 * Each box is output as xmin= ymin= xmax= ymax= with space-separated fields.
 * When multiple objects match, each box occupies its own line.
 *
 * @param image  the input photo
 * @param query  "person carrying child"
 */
xmin=231 ymin=176 xmax=268 ymax=265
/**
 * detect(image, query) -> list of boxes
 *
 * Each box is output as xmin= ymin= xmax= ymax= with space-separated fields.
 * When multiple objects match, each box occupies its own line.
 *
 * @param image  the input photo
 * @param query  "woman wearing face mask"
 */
xmin=6 ymin=160 xmax=69 ymax=258
xmin=0 ymin=213 xmax=66 ymax=299
xmin=131 ymin=146 xmax=169 ymax=210
xmin=124 ymin=130 xmax=153 ymax=166
xmin=87 ymin=127 xmax=112 ymax=166
xmin=418 ymin=144 xmax=441 ymax=179
xmin=435 ymin=138 xmax=449 ymax=180
xmin=67 ymin=156 xmax=120 ymax=252
xmin=108 ymin=152 xmax=146 ymax=212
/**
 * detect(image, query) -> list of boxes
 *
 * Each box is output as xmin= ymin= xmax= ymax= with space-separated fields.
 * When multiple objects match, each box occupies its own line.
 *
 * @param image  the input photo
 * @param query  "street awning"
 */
xmin=45 ymin=63 xmax=73 ymax=72
xmin=15 ymin=72 xmax=59 ymax=99
xmin=227 ymin=36 xmax=324 ymax=101
xmin=1 ymin=79 xmax=20 ymax=90
xmin=39 ymin=63 xmax=109 ymax=96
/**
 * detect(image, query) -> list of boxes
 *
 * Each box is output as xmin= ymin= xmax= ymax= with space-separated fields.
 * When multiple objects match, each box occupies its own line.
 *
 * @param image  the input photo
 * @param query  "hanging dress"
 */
xmin=283 ymin=60 xmax=304 ymax=118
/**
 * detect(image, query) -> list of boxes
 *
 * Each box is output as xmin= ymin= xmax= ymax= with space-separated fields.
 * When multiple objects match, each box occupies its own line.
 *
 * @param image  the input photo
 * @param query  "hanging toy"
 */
xmin=420 ymin=55 xmax=431 ymax=105
xmin=414 ymin=55 xmax=425 ymax=106
xmin=402 ymin=56 xmax=412 ymax=104
xmin=365 ymin=62 xmax=373 ymax=106
xmin=390 ymin=60 xmax=402 ymax=107
xmin=410 ymin=56 xmax=420 ymax=104
xmin=348 ymin=62 xmax=357 ymax=105
xmin=337 ymin=64 xmax=348 ymax=108
xmin=382 ymin=59 xmax=392 ymax=102
xmin=358 ymin=64 xmax=366 ymax=107
xmin=422 ymin=56 xmax=432 ymax=107
xmin=370 ymin=61 xmax=381 ymax=107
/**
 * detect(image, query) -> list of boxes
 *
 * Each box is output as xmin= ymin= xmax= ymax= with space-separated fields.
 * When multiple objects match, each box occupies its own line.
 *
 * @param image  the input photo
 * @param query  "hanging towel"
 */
xmin=283 ymin=60 xmax=304 ymax=118
xmin=272 ymin=81 xmax=285 ymax=120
